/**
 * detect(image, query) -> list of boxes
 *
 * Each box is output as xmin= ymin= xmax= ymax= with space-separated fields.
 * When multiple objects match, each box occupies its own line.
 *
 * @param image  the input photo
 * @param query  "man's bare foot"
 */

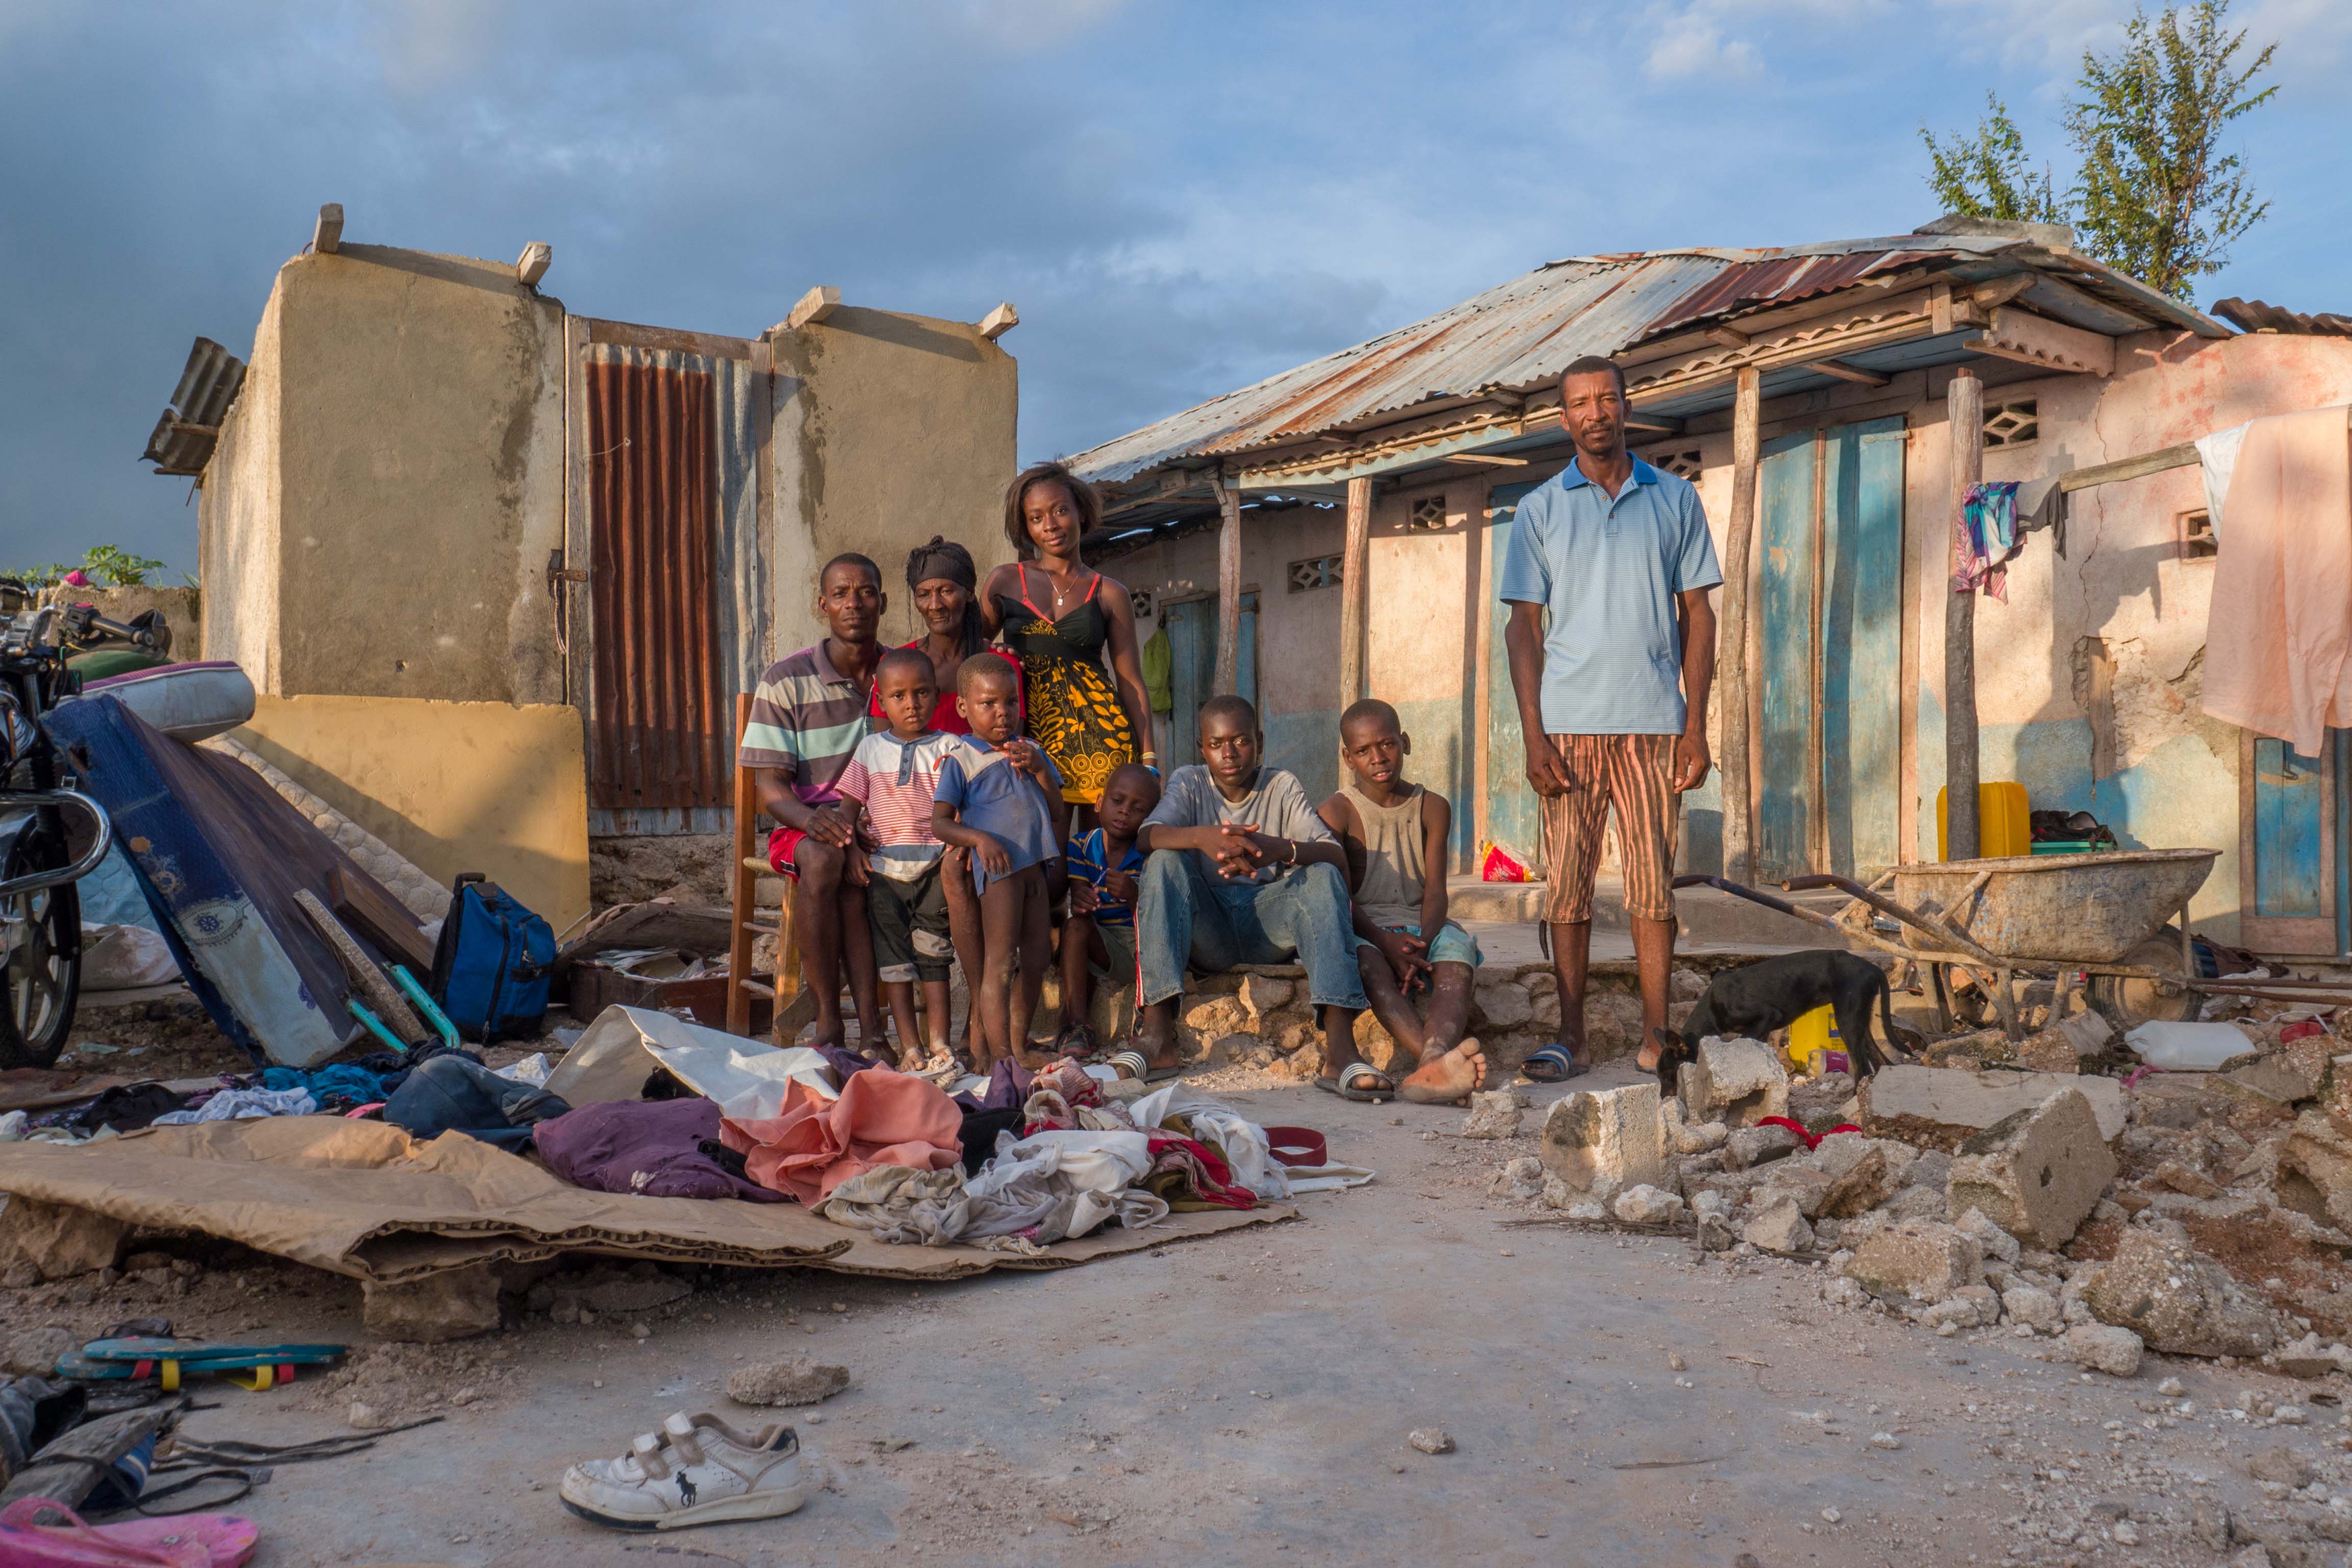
xmin=1399 ymin=1038 xmax=1487 ymax=1105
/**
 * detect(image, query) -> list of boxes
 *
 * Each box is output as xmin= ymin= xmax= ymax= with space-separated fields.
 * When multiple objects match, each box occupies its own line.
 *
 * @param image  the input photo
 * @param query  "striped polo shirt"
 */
xmin=835 ymin=729 xmax=963 ymax=880
xmin=1066 ymin=827 xmax=1143 ymax=928
xmin=738 ymin=642 xmax=874 ymax=807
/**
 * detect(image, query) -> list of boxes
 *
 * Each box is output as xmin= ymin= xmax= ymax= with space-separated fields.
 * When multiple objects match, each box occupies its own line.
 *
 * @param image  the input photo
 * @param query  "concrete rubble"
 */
xmin=1538 ymin=1081 xmax=1663 ymax=1202
xmin=1678 ymin=1037 xmax=1788 ymax=1129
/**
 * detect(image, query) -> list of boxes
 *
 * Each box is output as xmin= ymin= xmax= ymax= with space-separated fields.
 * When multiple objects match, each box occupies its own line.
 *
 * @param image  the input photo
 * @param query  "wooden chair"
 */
xmin=727 ymin=692 xmax=805 ymax=1043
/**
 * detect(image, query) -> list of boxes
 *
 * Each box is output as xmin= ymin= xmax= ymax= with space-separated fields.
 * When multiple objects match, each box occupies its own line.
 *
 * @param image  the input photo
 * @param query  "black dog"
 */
xmin=1651 ymin=949 xmax=1906 ymax=1091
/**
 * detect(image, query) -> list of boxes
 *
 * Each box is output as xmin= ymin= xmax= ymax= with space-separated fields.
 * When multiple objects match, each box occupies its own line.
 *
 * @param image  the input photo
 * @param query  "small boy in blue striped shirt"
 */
xmin=1056 ymin=762 xmax=1159 ymax=1056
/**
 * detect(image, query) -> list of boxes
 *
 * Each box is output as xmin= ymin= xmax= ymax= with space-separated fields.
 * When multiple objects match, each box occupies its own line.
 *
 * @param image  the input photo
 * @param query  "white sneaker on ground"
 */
xmin=560 ymin=1411 xmax=804 ymax=1531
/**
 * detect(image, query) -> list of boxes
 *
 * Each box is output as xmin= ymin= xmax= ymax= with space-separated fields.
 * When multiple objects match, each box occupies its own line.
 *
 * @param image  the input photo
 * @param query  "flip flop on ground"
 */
xmin=1520 ymin=1044 xmax=1588 ymax=1084
xmin=1315 ymin=1060 xmax=1395 ymax=1102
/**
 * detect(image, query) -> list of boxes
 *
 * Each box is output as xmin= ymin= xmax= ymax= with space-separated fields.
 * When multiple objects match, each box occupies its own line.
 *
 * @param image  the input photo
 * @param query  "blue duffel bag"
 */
xmin=429 ymin=873 xmax=553 ymax=1042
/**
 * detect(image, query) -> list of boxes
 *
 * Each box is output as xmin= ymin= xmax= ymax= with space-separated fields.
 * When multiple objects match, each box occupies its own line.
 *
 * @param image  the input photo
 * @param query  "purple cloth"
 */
xmin=532 ymin=1097 xmax=785 ymax=1204
xmin=816 ymin=1043 xmax=881 ymax=1084
xmin=953 ymin=1057 xmax=1034 ymax=1113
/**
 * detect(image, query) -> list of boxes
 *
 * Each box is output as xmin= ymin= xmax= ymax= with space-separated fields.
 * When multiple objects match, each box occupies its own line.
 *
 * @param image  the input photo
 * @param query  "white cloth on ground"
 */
xmin=1128 ymin=1084 xmax=1290 ymax=1200
xmin=544 ymin=1005 xmax=839 ymax=1116
xmin=816 ymin=1164 xmax=972 ymax=1245
xmin=493 ymin=1052 xmax=551 ymax=1086
xmin=964 ymin=1129 xmax=1155 ymax=1241
xmin=152 ymin=1087 xmax=317 ymax=1125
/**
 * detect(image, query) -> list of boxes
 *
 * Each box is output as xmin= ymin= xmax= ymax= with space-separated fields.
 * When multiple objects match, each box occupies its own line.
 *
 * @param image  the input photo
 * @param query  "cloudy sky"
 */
xmin=2 ymin=0 xmax=2345 ymax=578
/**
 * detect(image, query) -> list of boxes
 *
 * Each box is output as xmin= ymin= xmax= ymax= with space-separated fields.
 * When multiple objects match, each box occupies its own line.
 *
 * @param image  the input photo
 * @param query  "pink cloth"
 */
xmin=719 ymin=1066 xmax=962 ymax=1204
xmin=2202 ymin=405 xmax=2352 ymax=756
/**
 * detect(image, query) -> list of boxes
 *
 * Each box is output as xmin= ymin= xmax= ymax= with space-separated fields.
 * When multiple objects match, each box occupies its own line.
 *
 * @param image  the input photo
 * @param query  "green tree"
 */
xmin=2067 ymin=0 xmax=2275 ymax=299
xmin=1918 ymin=1 xmax=2276 ymax=301
xmin=1920 ymin=93 xmax=2065 ymax=226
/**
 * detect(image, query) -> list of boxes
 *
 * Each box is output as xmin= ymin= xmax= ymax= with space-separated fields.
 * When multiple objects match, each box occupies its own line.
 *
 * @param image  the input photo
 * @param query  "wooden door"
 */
xmin=1162 ymin=592 xmax=1257 ymax=767
xmin=2242 ymin=732 xmax=2339 ymax=953
xmin=1483 ymin=482 xmax=1543 ymax=869
xmin=1756 ymin=416 xmax=1906 ymax=881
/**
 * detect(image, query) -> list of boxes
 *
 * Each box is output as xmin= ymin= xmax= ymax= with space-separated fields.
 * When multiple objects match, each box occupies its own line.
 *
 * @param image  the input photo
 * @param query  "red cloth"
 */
xmin=719 ymin=1067 xmax=962 ymax=1204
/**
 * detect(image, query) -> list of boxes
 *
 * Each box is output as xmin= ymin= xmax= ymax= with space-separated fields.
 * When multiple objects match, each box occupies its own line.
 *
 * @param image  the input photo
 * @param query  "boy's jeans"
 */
xmin=1135 ymin=850 xmax=1369 ymax=1012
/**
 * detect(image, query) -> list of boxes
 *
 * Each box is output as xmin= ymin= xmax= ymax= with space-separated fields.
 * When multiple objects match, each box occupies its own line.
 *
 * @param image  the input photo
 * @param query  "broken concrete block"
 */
xmin=1814 ymin=1134 xmax=1914 ymax=1183
xmin=2064 ymin=1322 xmax=2145 ymax=1377
xmin=1611 ymin=1185 xmax=1683 ymax=1225
xmin=726 ymin=1359 xmax=850 ymax=1407
xmin=1843 ymin=1219 xmax=1983 ymax=1306
xmin=1697 ymin=1211 xmax=1736 ymax=1251
xmin=1944 ymin=1088 xmax=2118 ymax=1250
xmin=362 ymin=1263 xmax=503 ymax=1342
xmin=1487 ymin=1156 xmax=1544 ymax=1201
xmin=1743 ymin=1197 xmax=1812 ymax=1254
xmin=6 ymin=1326 xmax=76 ymax=1378
xmin=2149 ymin=1159 xmax=2220 ymax=1199
xmin=1471 ymin=979 xmax=1533 ymax=1032
xmin=1923 ymin=1284 xmax=1999 ymax=1331
xmin=0 ymin=1197 xmax=132 ymax=1282
xmin=1459 ymin=1090 xmax=1523 ymax=1140
xmin=1721 ymin=1122 xmax=1799 ymax=1171
xmin=2228 ymin=1054 xmax=2325 ymax=1106
xmin=1673 ymin=1119 xmax=1729 ymax=1155
xmin=1754 ymin=1163 xmax=1837 ymax=1220
xmin=1680 ymin=1038 xmax=1788 ymax=1129
xmin=2273 ymin=1331 xmax=2352 ymax=1380
xmin=2275 ymin=1111 xmax=2352 ymax=1233
xmin=1819 ymin=1145 xmax=1900 ymax=1219
xmin=1539 ymin=1081 xmax=1663 ymax=1200
xmin=2055 ymin=1009 xmax=2115 ymax=1060
xmin=1858 ymin=1065 xmax=2125 ymax=1150
xmin=2003 ymin=1285 xmax=2062 ymax=1333
xmin=2082 ymin=1228 xmax=2284 ymax=1358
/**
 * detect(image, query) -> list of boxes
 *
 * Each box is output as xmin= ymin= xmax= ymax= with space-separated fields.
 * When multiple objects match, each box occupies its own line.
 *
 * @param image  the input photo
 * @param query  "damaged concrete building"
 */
xmin=1068 ymin=217 xmax=2352 ymax=955
xmin=169 ymin=211 xmax=1019 ymax=922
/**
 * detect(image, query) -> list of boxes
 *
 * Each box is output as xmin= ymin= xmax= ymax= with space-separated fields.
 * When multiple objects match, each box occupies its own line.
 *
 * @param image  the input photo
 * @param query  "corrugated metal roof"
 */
xmin=2214 ymin=297 xmax=2352 ymax=338
xmin=140 ymin=337 xmax=246 ymax=477
xmin=1068 ymin=230 xmax=2219 ymax=489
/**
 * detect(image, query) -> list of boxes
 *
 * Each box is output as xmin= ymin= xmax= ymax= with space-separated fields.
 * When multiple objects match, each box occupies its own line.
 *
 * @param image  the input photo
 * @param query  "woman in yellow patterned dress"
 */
xmin=982 ymin=461 xmax=1153 ymax=825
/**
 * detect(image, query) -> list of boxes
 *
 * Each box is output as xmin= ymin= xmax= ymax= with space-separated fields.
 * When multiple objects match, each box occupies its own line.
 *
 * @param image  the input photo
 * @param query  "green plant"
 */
xmin=1919 ymin=0 xmax=2277 ymax=301
xmin=3 ymin=547 xmax=171 ymax=591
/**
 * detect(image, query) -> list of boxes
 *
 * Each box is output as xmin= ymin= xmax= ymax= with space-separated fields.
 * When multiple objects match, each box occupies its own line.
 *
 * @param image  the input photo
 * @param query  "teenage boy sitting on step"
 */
xmin=930 ymin=653 xmax=1068 ymax=1074
xmin=1315 ymin=698 xmax=1489 ymax=1106
xmin=1057 ymin=761 xmax=1160 ymax=1057
xmin=833 ymin=647 xmax=966 ymax=1071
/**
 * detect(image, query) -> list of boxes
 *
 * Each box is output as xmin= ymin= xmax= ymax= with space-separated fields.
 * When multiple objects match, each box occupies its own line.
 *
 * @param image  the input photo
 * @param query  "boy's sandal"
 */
xmin=1520 ymin=1044 xmax=1588 ymax=1084
xmin=1314 ymin=1061 xmax=1394 ymax=1102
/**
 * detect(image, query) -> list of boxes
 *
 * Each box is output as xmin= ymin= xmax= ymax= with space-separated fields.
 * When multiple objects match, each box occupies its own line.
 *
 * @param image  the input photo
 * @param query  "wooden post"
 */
xmin=1945 ymin=368 xmax=1984 ymax=861
xmin=1718 ymin=366 xmax=1762 ymax=884
xmin=1338 ymin=476 xmax=1373 ymax=708
xmin=727 ymin=693 xmax=759 ymax=1036
xmin=1212 ymin=472 xmax=1242 ymax=695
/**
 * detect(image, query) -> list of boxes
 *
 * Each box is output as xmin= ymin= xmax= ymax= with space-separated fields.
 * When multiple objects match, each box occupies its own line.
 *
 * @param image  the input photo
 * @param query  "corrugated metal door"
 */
xmin=584 ymin=357 xmax=726 ymax=818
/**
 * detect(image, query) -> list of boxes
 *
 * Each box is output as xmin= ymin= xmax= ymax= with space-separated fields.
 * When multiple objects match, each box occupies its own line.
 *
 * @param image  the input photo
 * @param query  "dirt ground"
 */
xmin=11 ymin=1047 xmax=2352 ymax=1567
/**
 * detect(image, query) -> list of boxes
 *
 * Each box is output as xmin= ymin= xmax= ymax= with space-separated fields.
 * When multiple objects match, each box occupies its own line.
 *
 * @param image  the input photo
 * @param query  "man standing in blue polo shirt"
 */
xmin=1500 ymin=355 xmax=1721 ymax=1082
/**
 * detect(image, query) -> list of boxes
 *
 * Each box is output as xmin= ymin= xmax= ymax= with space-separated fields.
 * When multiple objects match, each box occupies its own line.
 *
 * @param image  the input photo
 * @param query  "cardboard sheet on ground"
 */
xmin=0 ymin=1116 xmax=1291 ymax=1285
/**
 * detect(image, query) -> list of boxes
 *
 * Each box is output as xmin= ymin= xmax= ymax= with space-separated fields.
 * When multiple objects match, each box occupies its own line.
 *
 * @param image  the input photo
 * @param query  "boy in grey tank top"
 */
xmin=1316 ymin=699 xmax=1488 ymax=1105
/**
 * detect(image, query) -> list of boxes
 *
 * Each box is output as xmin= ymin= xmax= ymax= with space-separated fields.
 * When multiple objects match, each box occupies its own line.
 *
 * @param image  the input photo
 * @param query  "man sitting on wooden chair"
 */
xmin=739 ymin=554 xmax=888 ymax=1052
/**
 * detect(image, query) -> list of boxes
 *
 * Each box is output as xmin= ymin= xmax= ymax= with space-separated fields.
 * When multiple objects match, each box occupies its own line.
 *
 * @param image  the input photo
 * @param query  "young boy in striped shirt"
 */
xmin=1057 ymin=761 xmax=1159 ymax=1056
xmin=834 ymin=647 xmax=966 ymax=1070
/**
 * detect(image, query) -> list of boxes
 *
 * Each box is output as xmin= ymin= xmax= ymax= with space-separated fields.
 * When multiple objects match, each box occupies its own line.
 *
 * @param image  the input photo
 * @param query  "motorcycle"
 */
xmin=0 ymin=585 xmax=168 ymax=1067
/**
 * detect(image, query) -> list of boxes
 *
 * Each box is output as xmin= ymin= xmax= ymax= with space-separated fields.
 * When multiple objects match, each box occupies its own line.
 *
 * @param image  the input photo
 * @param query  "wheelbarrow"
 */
xmin=1675 ymin=847 xmax=2352 ymax=1039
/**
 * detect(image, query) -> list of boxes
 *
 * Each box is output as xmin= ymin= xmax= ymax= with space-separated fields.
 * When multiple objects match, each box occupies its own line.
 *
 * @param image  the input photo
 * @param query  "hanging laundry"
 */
xmin=2202 ymin=404 xmax=2352 ymax=756
xmin=720 ymin=1067 xmax=962 ymax=1205
xmin=1952 ymin=481 xmax=2022 ymax=600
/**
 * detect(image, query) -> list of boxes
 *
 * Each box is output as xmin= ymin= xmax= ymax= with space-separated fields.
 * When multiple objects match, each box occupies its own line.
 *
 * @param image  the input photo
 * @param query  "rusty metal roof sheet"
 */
xmin=1069 ymin=230 xmax=2218 ymax=488
xmin=2214 ymin=297 xmax=2352 ymax=338
xmin=140 ymin=337 xmax=246 ymax=477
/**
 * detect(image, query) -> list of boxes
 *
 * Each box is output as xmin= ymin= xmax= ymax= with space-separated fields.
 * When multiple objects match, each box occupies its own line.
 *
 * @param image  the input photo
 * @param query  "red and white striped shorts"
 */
xmin=1538 ymin=733 xmax=1680 ymax=925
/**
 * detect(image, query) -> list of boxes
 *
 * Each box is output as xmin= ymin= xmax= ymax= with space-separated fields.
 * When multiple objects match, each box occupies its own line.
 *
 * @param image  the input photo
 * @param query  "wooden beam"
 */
xmin=1704 ymin=325 xmax=1750 ymax=350
xmin=313 ymin=203 xmax=344 ymax=255
xmin=1442 ymin=451 xmax=1530 ymax=467
xmin=1624 ymin=415 xmax=1684 ymax=434
xmin=785 ymin=286 xmax=840 ymax=331
xmin=1945 ymin=369 xmax=1985 ymax=861
xmin=2056 ymin=442 xmax=2199 ymax=493
xmin=1718 ymin=365 xmax=1761 ymax=885
xmin=1968 ymin=307 xmax=2116 ymax=377
xmin=1212 ymin=473 xmax=1242 ymax=695
xmin=1338 ymin=476 xmax=1373 ymax=710
xmin=516 ymin=241 xmax=552 ymax=288
xmin=977 ymin=302 xmax=1018 ymax=341
xmin=1965 ymin=274 xmax=2038 ymax=313
xmin=1806 ymin=357 xmax=1889 ymax=388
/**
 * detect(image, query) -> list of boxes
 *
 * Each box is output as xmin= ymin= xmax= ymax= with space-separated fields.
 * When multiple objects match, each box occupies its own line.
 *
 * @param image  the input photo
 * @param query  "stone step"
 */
xmin=1447 ymin=875 xmax=1853 ymax=950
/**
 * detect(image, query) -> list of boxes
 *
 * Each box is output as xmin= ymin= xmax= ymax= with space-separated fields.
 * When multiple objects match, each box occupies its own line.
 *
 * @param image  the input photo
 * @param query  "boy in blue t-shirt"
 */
xmin=930 ymin=653 xmax=1067 ymax=1073
xmin=1056 ymin=762 xmax=1160 ymax=1056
